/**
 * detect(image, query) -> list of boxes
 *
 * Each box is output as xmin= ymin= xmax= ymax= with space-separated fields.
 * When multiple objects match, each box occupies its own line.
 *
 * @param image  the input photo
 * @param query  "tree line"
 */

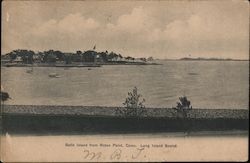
xmin=2 ymin=49 xmax=150 ymax=64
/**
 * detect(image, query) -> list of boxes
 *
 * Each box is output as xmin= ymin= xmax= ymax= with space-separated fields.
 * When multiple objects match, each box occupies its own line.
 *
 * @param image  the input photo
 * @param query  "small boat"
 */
xmin=26 ymin=68 xmax=33 ymax=74
xmin=88 ymin=68 xmax=91 ymax=70
xmin=188 ymin=72 xmax=198 ymax=75
xmin=48 ymin=73 xmax=60 ymax=78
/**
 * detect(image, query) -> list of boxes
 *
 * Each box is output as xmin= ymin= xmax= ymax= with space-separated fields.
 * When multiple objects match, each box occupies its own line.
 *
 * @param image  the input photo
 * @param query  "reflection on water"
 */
xmin=1 ymin=61 xmax=249 ymax=109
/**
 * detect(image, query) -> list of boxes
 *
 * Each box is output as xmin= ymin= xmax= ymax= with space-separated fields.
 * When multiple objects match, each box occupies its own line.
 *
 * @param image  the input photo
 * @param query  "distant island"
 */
xmin=1 ymin=49 xmax=157 ymax=67
xmin=179 ymin=57 xmax=248 ymax=61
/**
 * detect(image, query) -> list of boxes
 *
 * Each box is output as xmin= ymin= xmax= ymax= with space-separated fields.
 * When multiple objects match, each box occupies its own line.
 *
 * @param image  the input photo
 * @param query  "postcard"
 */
xmin=1 ymin=0 xmax=249 ymax=162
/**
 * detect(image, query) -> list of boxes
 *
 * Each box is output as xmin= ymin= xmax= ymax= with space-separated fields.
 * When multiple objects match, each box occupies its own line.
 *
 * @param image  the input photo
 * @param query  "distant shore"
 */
xmin=178 ymin=58 xmax=249 ymax=61
xmin=2 ymin=59 xmax=248 ymax=68
xmin=1 ymin=62 xmax=160 ymax=67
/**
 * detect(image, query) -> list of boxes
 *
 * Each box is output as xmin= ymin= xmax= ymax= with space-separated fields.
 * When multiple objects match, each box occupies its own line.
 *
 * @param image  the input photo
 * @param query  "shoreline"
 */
xmin=1 ymin=62 xmax=161 ymax=67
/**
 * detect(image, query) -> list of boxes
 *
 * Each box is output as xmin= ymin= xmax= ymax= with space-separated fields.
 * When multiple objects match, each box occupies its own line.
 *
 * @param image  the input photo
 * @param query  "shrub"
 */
xmin=116 ymin=87 xmax=147 ymax=117
xmin=174 ymin=96 xmax=192 ymax=118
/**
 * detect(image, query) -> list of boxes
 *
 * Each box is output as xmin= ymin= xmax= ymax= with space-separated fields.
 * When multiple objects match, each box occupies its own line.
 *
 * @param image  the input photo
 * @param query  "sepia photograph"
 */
xmin=0 ymin=0 xmax=249 ymax=162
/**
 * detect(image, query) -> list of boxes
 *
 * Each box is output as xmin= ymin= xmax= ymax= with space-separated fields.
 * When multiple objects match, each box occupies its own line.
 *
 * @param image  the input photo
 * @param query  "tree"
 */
xmin=72 ymin=53 xmax=82 ymax=62
xmin=98 ymin=52 xmax=108 ymax=62
xmin=35 ymin=52 xmax=45 ymax=63
xmin=83 ymin=50 xmax=97 ymax=62
xmin=108 ymin=51 xmax=118 ymax=61
xmin=139 ymin=58 xmax=147 ymax=62
xmin=8 ymin=52 xmax=17 ymax=61
xmin=76 ymin=51 xmax=82 ymax=55
xmin=125 ymin=56 xmax=135 ymax=61
xmin=147 ymin=57 xmax=154 ymax=61
xmin=42 ymin=50 xmax=66 ymax=63
xmin=43 ymin=50 xmax=57 ymax=63
xmin=64 ymin=54 xmax=72 ymax=64
xmin=118 ymin=54 xmax=123 ymax=58
xmin=174 ymin=96 xmax=192 ymax=118
xmin=116 ymin=87 xmax=147 ymax=117
xmin=12 ymin=49 xmax=34 ymax=64
xmin=54 ymin=50 xmax=65 ymax=61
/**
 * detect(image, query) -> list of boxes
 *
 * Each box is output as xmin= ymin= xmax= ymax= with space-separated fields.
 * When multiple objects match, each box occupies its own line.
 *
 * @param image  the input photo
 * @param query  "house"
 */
xmin=12 ymin=56 xmax=22 ymax=63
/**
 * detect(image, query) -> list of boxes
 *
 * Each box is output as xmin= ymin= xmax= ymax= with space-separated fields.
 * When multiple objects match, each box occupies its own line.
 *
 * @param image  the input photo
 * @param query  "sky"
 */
xmin=1 ymin=0 xmax=249 ymax=59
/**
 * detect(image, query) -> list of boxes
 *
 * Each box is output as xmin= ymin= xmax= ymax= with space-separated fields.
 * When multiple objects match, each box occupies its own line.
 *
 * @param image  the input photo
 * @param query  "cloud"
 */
xmin=32 ymin=13 xmax=99 ymax=37
xmin=115 ymin=6 xmax=153 ymax=34
xmin=163 ymin=13 xmax=248 ymax=42
xmin=33 ymin=6 xmax=153 ymax=41
xmin=104 ymin=6 xmax=155 ymax=41
xmin=6 ymin=3 xmax=247 ymax=59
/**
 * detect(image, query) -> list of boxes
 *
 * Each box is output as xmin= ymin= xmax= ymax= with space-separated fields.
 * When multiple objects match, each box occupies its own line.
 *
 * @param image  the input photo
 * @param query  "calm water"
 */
xmin=1 ymin=61 xmax=249 ymax=109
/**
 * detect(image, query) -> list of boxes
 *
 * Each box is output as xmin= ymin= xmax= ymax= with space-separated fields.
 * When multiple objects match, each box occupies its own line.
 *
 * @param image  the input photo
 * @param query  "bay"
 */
xmin=1 ymin=61 xmax=249 ymax=109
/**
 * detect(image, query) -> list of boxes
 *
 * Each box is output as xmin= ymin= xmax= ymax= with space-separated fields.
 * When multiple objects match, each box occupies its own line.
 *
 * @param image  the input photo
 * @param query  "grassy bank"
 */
xmin=1 ymin=105 xmax=249 ymax=135
xmin=2 ymin=105 xmax=248 ymax=119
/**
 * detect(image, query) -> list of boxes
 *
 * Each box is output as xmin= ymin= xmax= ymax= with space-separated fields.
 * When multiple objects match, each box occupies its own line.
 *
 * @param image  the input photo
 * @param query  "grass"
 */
xmin=2 ymin=105 xmax=248 ymax=119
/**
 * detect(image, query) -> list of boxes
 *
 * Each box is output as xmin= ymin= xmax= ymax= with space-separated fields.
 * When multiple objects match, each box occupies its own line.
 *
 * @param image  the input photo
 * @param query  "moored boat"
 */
xmin=48 ymin=73 xmax=60 ymax=78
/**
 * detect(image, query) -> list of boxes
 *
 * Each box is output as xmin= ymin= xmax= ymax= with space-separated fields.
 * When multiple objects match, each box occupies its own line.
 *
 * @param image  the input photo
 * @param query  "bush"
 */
xmin=116 ymin=87 xmax=147 ymax=117
xmin=174 ymin=96 xmax=192 ymax=118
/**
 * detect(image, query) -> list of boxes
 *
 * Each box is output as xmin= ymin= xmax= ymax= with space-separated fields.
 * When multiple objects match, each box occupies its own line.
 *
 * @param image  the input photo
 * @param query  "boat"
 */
xmin=48 ymin=73 xmax=61 ymax=78
xmin=26 ymin=67 xmax=33 ymax=74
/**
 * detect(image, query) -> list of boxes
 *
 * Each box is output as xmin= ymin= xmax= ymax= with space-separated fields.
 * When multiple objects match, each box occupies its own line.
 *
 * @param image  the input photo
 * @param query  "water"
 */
xmin=1 ymin=61 xmax=249 ymax=109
